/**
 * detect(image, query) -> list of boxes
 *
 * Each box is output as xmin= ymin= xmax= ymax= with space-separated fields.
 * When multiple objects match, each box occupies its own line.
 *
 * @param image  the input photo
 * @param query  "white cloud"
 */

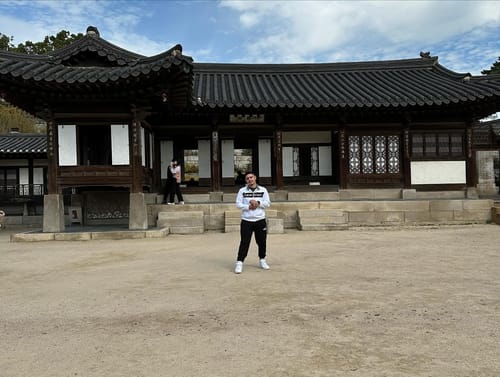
xmin=220 ymin=0 xmax=500 ymax=73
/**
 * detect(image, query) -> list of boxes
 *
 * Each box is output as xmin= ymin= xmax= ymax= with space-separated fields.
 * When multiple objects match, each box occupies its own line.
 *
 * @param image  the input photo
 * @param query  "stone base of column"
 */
xmin=129 ymin=192 xmax=148 ymax=230
xmin=476 ymin=182 xmax=499 ymax=196
xmin=209 ymin=191 xmax=223 ymax=202
xmin=43 ymin=194 xmax=65 ymax=233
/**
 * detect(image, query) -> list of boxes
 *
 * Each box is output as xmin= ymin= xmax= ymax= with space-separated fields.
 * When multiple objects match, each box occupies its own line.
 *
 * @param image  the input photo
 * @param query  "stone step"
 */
xmin=224 ymin=209 xmax=284 ymax=233
xmin=157 ymin=211 xmax=204 ymax=234
xmin=297 ymin=209 xmax=348 ymax=231
xmin=492 ymin=206 xmax=500 ymax=225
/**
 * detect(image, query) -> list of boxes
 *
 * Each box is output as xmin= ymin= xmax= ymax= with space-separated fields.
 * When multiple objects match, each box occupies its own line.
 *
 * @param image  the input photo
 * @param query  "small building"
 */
xmin=1 ymin=27 xmax=500 ymax=231
xmin=0 ymin=132 xmax=47 ymax=217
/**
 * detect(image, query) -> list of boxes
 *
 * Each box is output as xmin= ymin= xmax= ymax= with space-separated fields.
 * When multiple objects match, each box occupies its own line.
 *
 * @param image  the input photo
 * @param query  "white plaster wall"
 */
xmin=319 ymin=146 xmax=332 ymax=176
xmin=58 ymin=125 xmax=77 ymax=166
xmin=19 ymin=168 xmax=28 ymax=185
xmin=34 ymin=167 xmax=44 ymax=185
xmin=18 ymin=167 xmax=44 ymax=186
xmin=282 ymin=131 xmax=331 ymax=144
xmin=111 ymin=124 xmax=129 ymax=165
xmin=198 ymin=139 xmax=211 ymax=178
xmin=160 ymin=140 xmax=173 ymax=179
xmin=222 ymin=139 xmax=234 ymax=178
xmin=283 ymin=146 xmax=294 ymax=176
xmin=411 ymin=161 xmax=466 ymax=185
xmin=258 ymin=139 xmax=272 ymax=177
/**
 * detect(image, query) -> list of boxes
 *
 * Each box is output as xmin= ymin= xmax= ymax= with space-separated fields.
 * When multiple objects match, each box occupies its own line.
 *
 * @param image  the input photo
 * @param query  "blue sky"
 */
xmin=1 ymin=0 xmax=500 ymax=75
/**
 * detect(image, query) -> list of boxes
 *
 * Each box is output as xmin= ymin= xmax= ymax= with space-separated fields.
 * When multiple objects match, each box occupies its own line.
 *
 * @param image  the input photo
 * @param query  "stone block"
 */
xmin=11 ymin=232 xmax=55 ymax=242
xmin=429 ymin=200 xmax=463 ymax=211
xmin=273 ymin=190 xmax=288 ymax=201
xmin=267 ymin=217 xmax=284 ymax=234
xmin=43 ymin=194 xmax=65 ymax=233
xmin=404 ymin=211 xmax=433 ymax=223
xmin=55 ymin=232 xmax=92 ymax=241
xmin=297 ymin=209 xmax=348 ymax=230
xmin=209 ymin=191 xmax=223 ymax=202
xmin=222 ymin=193 xmax=237 ymax=203
xmin=145 ymin=229 xmax=169 ymax=238
xmin=462 ymin=199 xmax=494 ymax=210
xmin=429 ymin=210 xmax=454 ymax=222
xmin=453 ymin=210 xmax=491 ymax=222
xmin=157 ymin=211 xmax=204 ymax=233
xmin=129 ymin=193 xmax=148 ymax=230
xmin=91 ymin=231 xmax=145 ymax=240
xmin=169 ymin=226 xmax=204 ymax=234
xmin=402 ymin=189 xmax=417 ymax=200
xmin=492 ymin=207 xmax=500 ymax=225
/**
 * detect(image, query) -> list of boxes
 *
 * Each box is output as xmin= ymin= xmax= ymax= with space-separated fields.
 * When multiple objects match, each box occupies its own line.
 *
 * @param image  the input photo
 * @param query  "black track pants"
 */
xmin=237 ymin=219 xmax=267 ymax=262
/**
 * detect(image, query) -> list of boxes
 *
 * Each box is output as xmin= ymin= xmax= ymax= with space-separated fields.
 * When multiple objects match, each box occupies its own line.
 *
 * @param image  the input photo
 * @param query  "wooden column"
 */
xmin=402 ymin=120 xmax=412 ymax=188
xmin=466 ymin=121 xmax=476 ymax=187
xmin=338 ymin=126 xmax=347 ymax=189
xmin=130 ymin=119 xmax=143 ymax=193
xmin=210 ymin=123 xmax=221 ymax=192
xmin=273 ymin=127 xmax=284 ymax=189
xmin=46 ymin=120 xmax=58 ymax=194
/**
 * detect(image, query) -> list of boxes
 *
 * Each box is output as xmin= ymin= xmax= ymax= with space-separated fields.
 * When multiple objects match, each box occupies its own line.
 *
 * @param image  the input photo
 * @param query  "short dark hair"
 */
xmin=245 ymin=172 xmax=256 ymax=178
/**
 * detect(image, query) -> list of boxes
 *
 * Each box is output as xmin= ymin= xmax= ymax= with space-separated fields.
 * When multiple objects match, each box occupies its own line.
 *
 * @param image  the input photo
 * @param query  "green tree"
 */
xmin=482 ymin=56 xmax=500 ymax=75
xmin=0 ymin=30 xmax=83 ymax=54
xmin=0 ymin=102 xmax=45 ymax=134
xmin=1 ymin=30 xmax=83 ymax=133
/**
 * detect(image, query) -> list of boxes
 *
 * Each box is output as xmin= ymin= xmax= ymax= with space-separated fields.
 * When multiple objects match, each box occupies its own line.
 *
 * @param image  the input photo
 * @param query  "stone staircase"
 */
xmin=157 ymin=210 xmax=204 ymax=234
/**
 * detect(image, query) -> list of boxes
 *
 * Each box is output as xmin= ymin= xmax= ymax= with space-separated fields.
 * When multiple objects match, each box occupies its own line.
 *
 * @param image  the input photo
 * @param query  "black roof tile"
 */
xmin=0 ymin=134 xmax=47 ymax=155
xmin=192 ymin=57 xmax=500 ymax=110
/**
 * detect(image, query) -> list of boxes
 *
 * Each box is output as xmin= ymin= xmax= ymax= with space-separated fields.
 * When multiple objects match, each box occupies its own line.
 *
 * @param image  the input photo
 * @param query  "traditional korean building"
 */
xmin=1 ymin=26 xmax=500 ymax=231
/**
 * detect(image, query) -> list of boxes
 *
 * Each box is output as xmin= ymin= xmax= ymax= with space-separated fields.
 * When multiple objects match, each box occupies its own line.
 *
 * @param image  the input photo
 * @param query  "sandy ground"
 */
xmin=1 ymin=224 xmax=499 ymax=377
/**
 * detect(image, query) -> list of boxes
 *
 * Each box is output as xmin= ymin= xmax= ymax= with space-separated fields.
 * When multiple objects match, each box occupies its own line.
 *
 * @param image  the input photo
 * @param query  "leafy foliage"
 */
xmin=482 ymin=56 xmax=500 ymax=75
xmin=0 ymin=30 xmax=83 ymax=133
xmin=0 ymin=30 xmax=83 ymax=54
xmin=0 ymin=102 xmax=46 ymax=134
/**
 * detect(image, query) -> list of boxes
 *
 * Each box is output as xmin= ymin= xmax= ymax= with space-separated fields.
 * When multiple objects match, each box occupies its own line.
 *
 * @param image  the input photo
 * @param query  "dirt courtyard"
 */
xmin=1 ymin=224 xmax=499 ymax=377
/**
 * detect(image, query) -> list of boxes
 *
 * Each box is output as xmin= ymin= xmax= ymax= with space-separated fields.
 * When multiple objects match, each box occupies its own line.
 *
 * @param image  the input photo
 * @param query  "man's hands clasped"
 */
xmin=249 ymin=199 xmax=259 ymax=210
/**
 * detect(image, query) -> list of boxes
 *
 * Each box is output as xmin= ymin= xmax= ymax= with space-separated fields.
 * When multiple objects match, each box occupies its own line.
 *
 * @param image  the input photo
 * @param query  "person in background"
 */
xmin=234 ymin=172 xmax=271 ymax=274
xmin=235 ymin=170 xmax=245 ymax=186
xmin=167 ymin=159 xmax=184 ymax=205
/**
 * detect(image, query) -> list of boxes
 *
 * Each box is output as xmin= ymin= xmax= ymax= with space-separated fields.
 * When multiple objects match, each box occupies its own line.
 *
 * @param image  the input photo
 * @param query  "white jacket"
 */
xmin=236 ymin=185 xmax=271 ymax=222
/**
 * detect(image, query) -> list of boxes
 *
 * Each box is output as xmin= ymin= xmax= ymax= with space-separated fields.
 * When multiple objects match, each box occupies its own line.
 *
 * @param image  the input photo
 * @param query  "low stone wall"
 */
xmin=149 ymin=199 xmax=494 ymax=231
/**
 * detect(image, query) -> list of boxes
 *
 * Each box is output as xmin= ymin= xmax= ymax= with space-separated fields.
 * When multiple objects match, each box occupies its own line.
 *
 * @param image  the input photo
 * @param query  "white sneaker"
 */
xmin=234 ymin=261 xmax=243 ymax=274
xmin=259 ymin=259 xmax=270 ymax=270
xmin=178 ymin=201 xmax=185 ymax=205
xmin=167 ymin=202 xmax=175 ymax=205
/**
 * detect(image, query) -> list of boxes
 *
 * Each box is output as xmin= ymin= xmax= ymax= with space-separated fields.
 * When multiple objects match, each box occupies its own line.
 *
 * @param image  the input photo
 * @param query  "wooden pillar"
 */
xmin=130 ymin=118 xmax=143 ymax=193
xmin=28 ymin=157 xmax=34 ymax=196
xmin=338 ymin=126 xmax=347 ymax=189
xmin=466 ymin=121 xmax=476 ymax=187
xmin=46 ymin=120 xmax=58 ymax=194
xmin=211 ymin=122 xmax=221 ymax=192
xmin=273 ymin=125 xmax=284 ymax=190
xmin=402 ymin=114 xmax=412 ymax=188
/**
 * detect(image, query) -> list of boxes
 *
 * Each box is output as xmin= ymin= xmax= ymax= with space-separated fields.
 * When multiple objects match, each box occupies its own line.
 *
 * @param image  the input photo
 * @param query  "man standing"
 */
xmin=234 ymin=172 xmax=271 ymax=274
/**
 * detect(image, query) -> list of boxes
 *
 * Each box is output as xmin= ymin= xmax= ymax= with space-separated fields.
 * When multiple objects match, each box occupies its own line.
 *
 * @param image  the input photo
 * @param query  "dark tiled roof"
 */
xmin=0 ymin=28 xmax=194 ymax=112
xmin=477 ymin=119 xmax=500 ymax=135
xmin=0 ymin=44 xmax=192 ymax=85
xmin=0 ymin=133 xmax=47 ymax=155
xmin=192 ymin=57 xmax=500 ymax=110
